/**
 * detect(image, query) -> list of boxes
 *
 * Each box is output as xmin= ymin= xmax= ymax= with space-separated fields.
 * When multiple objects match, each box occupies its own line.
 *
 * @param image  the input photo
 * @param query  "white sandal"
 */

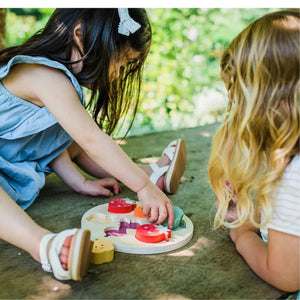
xmin=39 ymin=228 xmax=93 ymax=281
xmin=149 ymin=139 xmax=187 ymax=194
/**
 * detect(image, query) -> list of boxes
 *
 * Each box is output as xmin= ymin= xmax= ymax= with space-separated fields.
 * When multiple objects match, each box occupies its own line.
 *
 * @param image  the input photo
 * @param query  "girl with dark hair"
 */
xmin=0 ymin=8 xmax=187 ymax=281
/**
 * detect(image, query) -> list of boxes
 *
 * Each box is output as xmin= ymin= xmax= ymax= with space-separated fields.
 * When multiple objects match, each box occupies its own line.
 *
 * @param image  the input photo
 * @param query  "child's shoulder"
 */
xmin=4 ymin=61 xmax=69 ymax=83
xmin=10 ymin=62 xmax=65 ymax=76
xmin=1 ymin=55 xmax=84 ymax=105
xmin=1 ymin=55 xmax=66 ymax=75
xmin=1 ymin=62 xmax=76 ymax=107
xmin=1 ymin=55 xmax=76 ymax=84
xmin=16 ymin=62 xmax=71 ymax=82
xmin=2 ymin=56 xmax=71 ymax=84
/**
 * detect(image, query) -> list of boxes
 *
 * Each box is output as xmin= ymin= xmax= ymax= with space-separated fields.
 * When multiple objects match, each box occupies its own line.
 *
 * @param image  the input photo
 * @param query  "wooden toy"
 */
xmin=81 ymin=198 xmax=193 ymax=255
xmin=136 ymin=224 xmax=172 ymax=243
xmin=161 ymin=205 xmax=184 ymax=229
xmin=133 ymin=206 xmax=150 ymax=218
xmin=108 ymin=198 xmax=136 ymax=213
xmin=90 ymin=239 xmax=114 ymax=265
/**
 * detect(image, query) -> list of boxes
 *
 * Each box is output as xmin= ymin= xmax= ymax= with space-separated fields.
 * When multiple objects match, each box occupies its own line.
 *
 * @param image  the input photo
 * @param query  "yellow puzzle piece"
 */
xmin=90 ymin=239 xmax=114 ymax=264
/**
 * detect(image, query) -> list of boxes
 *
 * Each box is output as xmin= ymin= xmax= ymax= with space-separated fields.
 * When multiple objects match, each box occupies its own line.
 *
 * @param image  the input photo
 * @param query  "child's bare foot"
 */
xmin=59 ymin=236 xmax=72 ymax=270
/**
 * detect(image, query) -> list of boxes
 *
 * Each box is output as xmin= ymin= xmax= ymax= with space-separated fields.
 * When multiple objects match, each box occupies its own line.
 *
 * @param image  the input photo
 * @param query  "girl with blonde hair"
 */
xmin=208 ymin=10 xmax=299 ymax=293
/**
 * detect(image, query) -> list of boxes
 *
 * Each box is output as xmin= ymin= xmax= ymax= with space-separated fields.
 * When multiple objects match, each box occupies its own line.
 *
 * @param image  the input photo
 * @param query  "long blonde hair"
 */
xmin=208 ymin=10 xmax=300 ymax=229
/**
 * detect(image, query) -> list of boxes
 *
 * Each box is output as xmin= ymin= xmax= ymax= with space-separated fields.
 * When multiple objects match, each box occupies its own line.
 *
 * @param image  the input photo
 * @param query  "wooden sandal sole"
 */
xmin=164 ymin=139 xmax=187 ymax=194
xmin=68 ymin=229 xmax=93 ymax=281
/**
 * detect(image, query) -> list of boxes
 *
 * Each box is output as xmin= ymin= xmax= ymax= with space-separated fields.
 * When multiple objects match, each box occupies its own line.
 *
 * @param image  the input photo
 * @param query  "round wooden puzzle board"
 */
xmin=81 ymin=202 xmax=194 ymax=255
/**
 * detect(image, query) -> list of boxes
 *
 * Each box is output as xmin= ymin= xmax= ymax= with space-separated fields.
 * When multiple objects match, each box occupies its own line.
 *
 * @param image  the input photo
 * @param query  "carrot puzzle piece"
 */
xmin=136 ymin=224 xmax=171 ymax=243
xmin=108 ymin=198 xmax=136 ymax=214
xmin=134 ymin=206 xmax=151 ymax=218
xmin=90 ymin=239 xmax=114 ymax=264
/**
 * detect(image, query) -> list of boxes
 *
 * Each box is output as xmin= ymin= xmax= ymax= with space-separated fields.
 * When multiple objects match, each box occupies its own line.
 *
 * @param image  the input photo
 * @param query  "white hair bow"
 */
xmin=118 ymin=8 xmax=141 ymax=36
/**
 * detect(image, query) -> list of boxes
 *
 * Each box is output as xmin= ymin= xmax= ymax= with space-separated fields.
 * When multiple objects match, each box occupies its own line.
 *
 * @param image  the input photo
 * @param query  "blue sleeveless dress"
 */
xmin=0 ymin=55 xmax=84 ymax=209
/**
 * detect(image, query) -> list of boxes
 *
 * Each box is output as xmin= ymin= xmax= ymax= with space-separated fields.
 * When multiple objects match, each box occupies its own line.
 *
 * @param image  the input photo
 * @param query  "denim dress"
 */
xmin=0 ymin=55 xmax=84 ymax=209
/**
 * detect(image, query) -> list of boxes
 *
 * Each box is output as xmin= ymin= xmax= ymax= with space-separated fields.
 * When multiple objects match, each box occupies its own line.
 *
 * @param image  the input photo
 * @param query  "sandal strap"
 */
xmin=40 ymin=233 xmax=56 ymax=273
xmin=149 ymin=140 xmax=178 ymax=185
xmin=149 ymin=163 xmax=169 ymax=185
xmin=161 ymin=140 xmax=177 ymax=160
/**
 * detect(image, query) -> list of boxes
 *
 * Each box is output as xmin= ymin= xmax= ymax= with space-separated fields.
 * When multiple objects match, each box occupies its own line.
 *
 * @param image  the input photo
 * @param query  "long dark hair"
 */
xmin=0 ymin=8 xmax=152 ymax=136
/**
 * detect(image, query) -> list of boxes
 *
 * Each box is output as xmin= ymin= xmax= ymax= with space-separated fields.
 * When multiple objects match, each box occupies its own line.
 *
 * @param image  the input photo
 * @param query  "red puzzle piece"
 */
xmin=136 ymin=224 xmax=171 ymax=243
xmin=108 ymin=198 xmax=136 ymax=214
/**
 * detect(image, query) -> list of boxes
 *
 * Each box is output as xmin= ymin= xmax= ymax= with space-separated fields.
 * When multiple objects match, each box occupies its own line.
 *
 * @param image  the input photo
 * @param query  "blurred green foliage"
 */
xmin=6 ymin=8 xmax=280 ymax=137
xmin=6 ymin=9 xmax=54 ymax=46
xmin=137 ymin=8 xmax=280 ymax=136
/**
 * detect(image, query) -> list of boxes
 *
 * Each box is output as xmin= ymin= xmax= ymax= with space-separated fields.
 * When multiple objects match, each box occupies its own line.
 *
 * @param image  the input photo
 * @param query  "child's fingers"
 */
xmin=95 ymin=178 xmax=121 ymax=195
xmin=106 ymin=179 xmax=121 ymax=194
xmin=148 ymin=207 xmax=158 ymax=223
xmin=155 ymin=205 xmax=169 ymax=225
xmin=87 ymin=185 xmax=113 ymax=197
xmin=99 ymin=178 xmax=120 ymax=187
xmin=142 ymin=204 xmax=151 ymax=217
xmin=167 ymin=203 xmax=174 ymax=229
xmin=113 ymin=183 xmax=121 ymax=195
xmin=98 ymin=188 xmax=113 ymax=197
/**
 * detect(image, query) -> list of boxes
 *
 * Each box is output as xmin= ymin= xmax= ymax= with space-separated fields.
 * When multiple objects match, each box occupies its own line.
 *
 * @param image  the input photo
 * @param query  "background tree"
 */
xmin=5 ymin=8 xmax=283 ymax=137
xmin=0 ymin=8 xmax=7 ymax=50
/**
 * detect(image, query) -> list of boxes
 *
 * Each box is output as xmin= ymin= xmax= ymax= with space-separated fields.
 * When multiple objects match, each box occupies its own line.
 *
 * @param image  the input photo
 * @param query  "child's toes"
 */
xmin=63 ymin=236 xmax=72 ymax=247
xmin=59 ymin=236 xmax=72 ymax=269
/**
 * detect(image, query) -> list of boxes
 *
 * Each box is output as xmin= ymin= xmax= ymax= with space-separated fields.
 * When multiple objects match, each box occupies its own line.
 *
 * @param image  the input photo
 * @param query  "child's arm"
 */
xmin=15 ymin=64 xmax=174 ymax=228
xmin=230 ymin=221 xmax=300 ymax=292
xmin=49 ymin=149 xmax=121 ymax=197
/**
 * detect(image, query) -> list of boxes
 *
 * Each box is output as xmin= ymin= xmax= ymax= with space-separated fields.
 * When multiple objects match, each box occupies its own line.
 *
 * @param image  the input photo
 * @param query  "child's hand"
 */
xmin=137 ymin=182 xmax=174 ymax=229
xmin=77 ymin=178 xmax=121 ymax=197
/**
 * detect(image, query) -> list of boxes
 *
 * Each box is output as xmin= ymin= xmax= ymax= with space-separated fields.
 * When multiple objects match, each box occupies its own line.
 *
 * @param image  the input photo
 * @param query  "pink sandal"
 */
xmin=149 ymin=139 xmax=187 ymax=194
xmin=39 ymin=228 xmax=93 ymax=281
